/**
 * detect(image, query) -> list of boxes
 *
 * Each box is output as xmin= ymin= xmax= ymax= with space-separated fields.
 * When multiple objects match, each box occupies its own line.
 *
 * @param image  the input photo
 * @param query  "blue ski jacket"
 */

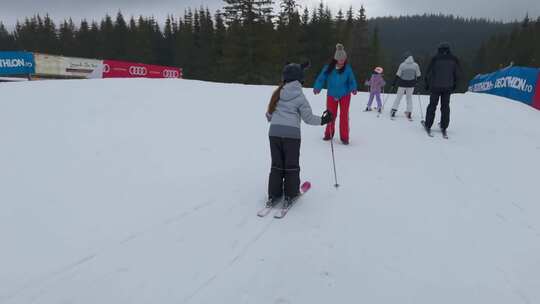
xmin=314 ymin=64 xmax=358 ymax=99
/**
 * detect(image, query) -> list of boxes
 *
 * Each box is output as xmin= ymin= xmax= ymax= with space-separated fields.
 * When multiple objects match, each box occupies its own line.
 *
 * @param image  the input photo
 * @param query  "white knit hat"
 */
xmin=334 ymin=43 xmax=347 ymax=61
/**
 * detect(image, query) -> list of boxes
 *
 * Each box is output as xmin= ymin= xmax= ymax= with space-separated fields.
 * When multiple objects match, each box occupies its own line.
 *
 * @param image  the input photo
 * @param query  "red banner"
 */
xmin=102 ymin=60 xmax=182 ymax=79
xmin=533 ymin=71 xmax=540 ymax=110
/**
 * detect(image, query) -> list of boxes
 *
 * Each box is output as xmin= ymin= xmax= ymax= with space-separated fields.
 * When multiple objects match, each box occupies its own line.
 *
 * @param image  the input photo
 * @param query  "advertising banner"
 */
xmin=34 ymin=53 xmax=63 ymax=76
xmin=64 ymin=57 xmax=103 ymax=77
xmin=102 ymin=60 xmax=182 ymax=79
xmin=533 ymin=73 xmax=540 ymax=110
xmin=468 ymin=67 xmax=539 ymax=108
xmin=0 ymin=51 xmax=35 ymax=75
xmin=34 ymin=53 xmax=103 ymax=78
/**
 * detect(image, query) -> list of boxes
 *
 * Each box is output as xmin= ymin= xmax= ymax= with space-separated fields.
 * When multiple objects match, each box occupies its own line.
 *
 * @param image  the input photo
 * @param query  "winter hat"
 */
xmin=282 ymin=61 xmax=310 ymax=83
xmin=334 ymin=43 xmax=347 ymax=61
xmin=438 ymin=42 xmax=451 ymax=52
xmin=374 ymin=67 xmax=384 ymax=74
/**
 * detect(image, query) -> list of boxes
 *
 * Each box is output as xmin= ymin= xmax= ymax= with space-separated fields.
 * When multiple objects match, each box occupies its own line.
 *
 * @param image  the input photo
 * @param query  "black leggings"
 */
xmin=268 ymin=136 xmax=301 ymax=199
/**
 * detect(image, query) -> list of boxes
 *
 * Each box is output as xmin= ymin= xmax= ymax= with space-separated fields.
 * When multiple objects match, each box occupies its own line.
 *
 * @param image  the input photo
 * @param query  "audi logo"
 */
xmin=129 ymin=66 xmax=148 ymax=76
xmin=103 ymin=64 xmax=110 ymax=73
xmin=162 ymin=69 xmax=180 ymax=78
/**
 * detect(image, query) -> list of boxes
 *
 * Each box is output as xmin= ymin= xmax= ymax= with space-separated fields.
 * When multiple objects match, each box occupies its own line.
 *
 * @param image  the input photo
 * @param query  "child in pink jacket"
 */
xmin=365 ymin=67 xmax=386 ymax=113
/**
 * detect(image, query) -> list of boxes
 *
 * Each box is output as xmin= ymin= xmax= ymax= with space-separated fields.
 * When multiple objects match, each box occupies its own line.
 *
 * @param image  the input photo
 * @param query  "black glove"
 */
xmin=425 ymin=83 xmax=430 ymax=91
xmin=452 ymin=84 xmax=457 ymax=92
xmin=321 ymin=110 xmax=333 ymax=125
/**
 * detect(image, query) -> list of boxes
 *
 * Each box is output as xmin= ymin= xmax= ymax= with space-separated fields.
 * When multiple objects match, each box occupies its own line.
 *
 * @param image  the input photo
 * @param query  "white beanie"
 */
xmin=334 ymin=43 xmax=347 ymax=61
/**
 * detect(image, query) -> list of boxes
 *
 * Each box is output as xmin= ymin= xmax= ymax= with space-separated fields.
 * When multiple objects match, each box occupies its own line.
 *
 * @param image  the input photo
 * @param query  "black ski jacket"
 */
xmin=425 ymin=52 xmax=461 ymax=91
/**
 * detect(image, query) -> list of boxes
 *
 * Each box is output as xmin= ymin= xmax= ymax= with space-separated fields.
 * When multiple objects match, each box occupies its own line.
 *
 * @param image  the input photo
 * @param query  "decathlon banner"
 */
xmin=0 ymin=51 xmax=35 ymax=75
xmin=468 ymin=66 xmax=539 ymax=108
xmin=102 ymin=60 xmax=182 ymax=79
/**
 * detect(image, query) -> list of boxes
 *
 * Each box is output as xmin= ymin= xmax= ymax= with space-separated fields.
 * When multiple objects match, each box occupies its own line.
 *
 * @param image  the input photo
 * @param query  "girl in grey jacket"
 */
xmin=265 ymin=63 xmax=332 ymax=208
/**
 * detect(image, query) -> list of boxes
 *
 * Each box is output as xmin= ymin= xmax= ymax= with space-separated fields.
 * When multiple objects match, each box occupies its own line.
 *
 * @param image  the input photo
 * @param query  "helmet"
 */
xmin=282 ymin=61 xmax=310 ymax=83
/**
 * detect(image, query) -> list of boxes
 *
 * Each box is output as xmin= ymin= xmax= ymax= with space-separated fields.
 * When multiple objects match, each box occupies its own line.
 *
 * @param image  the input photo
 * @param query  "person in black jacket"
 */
xmin=424 ymin=42 xmax=461 ymax=136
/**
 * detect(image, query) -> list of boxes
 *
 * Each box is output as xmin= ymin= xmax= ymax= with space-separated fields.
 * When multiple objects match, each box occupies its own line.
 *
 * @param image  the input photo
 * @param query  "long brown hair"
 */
xmin=267 ymin=82 xmax=285 ymax=114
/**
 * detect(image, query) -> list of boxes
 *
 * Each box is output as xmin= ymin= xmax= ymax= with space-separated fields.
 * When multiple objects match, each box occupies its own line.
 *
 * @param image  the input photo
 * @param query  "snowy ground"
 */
xmin=1 ymin=78 xmax=539 ymax=304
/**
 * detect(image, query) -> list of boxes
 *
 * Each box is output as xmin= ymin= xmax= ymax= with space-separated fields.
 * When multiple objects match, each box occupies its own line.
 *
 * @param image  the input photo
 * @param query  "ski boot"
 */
xmin=282 ymin=197 xmax=293 ymax=209
xmin=422 ymin=120 xmax=433 ymax=137
xmin=364 ymin=106 xmax=372 ymax=112
xmin=405 ymin=111 xmax=412 ymax=120
xmin=390 ymin=109 xmax=397 ymax=118
xmin=265 ymin=196 xmax=281 ymax=208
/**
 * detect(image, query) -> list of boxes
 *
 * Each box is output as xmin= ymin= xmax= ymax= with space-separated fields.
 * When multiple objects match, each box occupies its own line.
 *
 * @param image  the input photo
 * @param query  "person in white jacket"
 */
xmin=390 ymin=55 xmax=421 ymax=120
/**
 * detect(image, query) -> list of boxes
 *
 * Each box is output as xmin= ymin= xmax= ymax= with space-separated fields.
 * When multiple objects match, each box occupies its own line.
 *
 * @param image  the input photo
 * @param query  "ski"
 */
xmin=438 ymin=123 xmax=449 ymax=139
xmin=257 ymin=198 xmax=281 ymax=217
xmin=442 ymin=130 xmax=449 ymax=139
xmin=421 ymin=120 xmax=434 ymax=137
xmin=274 ymin=181 xmax=311 ymax=219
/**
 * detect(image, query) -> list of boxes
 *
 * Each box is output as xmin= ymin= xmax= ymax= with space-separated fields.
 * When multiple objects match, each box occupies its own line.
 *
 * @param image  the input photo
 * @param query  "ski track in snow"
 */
xmin=182 ymin=217 xmax=275 ymax=303
xmin=0 ymin=198 xmax=218 ymax=303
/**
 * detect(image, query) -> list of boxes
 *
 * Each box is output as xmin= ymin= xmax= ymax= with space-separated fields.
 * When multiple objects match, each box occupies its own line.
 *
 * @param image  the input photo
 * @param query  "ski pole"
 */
xmin=377 ymin=88 xmax=389 ymax=118
xmin=327 ymin=101 xmax=339 ymax=188
xmin=330 ymin=136 xmax=339 ymax=188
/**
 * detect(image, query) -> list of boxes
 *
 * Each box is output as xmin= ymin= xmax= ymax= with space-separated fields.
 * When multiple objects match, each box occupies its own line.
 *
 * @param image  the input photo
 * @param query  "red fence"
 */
xmin=102 ymin=60 xmax=182 ymax=79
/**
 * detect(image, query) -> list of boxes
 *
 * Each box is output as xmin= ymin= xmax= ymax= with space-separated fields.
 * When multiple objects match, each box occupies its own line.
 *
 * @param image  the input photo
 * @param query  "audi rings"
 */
xmin=129 ymin=66 xmax=148 ymax=76
xmin=162 ymin=69 xmax=180 ymax=78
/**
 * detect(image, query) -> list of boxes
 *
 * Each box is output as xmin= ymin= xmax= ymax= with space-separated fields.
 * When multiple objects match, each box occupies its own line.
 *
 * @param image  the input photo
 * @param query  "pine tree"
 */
xmin=75 ymin=20 xmax=95 ymax=58
xmin=368 ymin=25 xmax=385 ymax=70
xmin=0 ymin=22 xmax=16 ymax=50
xmin=98 ymin=14 xmax=115 ymax=59
xmin=163 ymin=15 xmax=175 ymax=66
xmin=348 ymin=6 xmax=370 ymax=87
xmin=277 ymin=0 xmax=301 ymax=64
xmin=59 ymin=19 xmax=77 ymax=56
xmin=222 ymin=0 xmax=275 ymax=83
xmin=212 ymin=10 xmax=227 ymax=80
xmin=112 ymin=12 xmax=129 ymax=60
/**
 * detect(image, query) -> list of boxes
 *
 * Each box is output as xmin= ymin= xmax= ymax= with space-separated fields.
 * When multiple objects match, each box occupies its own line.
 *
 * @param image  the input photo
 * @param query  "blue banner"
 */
xmin=0 ymin=51 xmax=35 ymax=75
xmin=468 ymin=66 xmax=539 ymax=106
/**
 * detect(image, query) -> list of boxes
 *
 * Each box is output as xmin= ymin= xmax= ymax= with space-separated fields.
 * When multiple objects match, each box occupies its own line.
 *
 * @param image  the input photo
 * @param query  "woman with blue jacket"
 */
xmin=313 ymin=44 xmax=358 ymax=145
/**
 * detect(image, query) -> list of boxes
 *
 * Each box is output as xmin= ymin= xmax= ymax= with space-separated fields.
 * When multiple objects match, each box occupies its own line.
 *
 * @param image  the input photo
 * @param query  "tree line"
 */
xmin=0 ymin=0 xmax=378 ymax=86
xmin=473 ymin=16 xmax=540 ymax=75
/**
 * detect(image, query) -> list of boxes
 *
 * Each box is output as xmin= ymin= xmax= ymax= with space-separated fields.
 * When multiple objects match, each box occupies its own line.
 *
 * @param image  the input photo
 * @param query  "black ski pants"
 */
xmin=425 ymin=88 xmax=452 ymax=130
xmin=268 ymin=136 xmax=301 ymax=199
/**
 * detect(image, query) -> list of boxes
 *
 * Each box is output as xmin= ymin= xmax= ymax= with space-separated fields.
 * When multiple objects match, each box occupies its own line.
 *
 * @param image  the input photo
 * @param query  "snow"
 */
xmin=1 ymin=78 xmax=539 ymax=304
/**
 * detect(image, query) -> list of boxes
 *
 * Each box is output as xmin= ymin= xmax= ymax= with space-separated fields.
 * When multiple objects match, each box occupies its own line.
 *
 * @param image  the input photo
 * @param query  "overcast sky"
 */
xmin=1 ymin=0 xmax=538 ymax=28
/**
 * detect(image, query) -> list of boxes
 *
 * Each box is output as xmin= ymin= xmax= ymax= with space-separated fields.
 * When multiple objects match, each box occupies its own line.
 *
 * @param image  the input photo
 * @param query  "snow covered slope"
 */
xmin=1 ymin=79 xmax=539 ymax=304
